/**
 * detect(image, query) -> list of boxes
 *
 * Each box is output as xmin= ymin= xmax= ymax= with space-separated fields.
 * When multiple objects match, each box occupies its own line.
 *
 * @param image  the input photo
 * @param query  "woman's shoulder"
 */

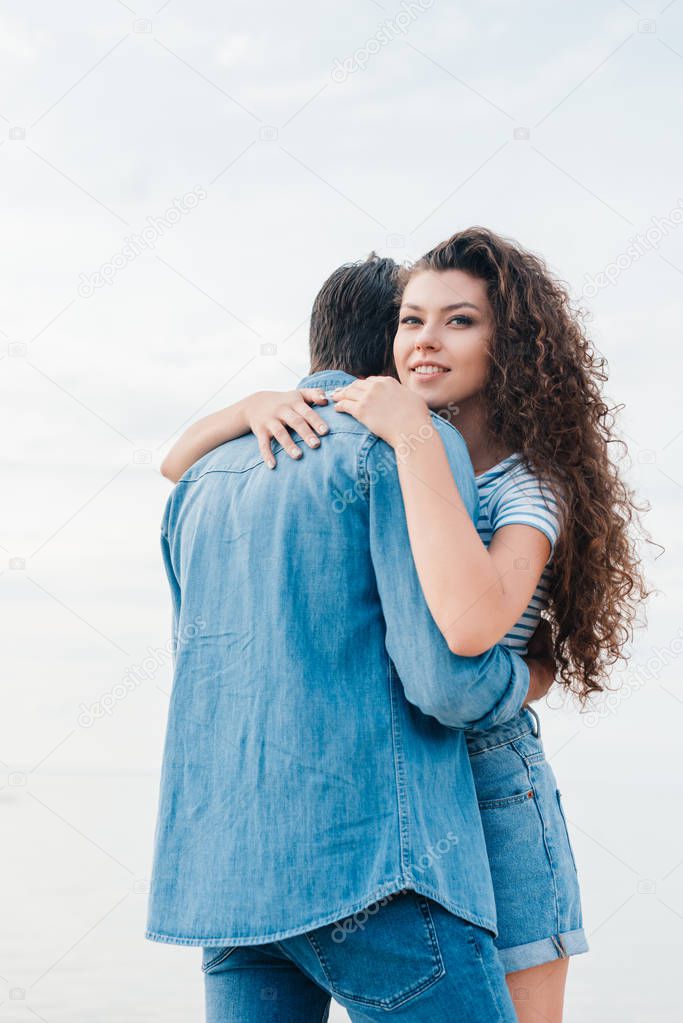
xmin=479 ymin=453 xmax=565 ymax=551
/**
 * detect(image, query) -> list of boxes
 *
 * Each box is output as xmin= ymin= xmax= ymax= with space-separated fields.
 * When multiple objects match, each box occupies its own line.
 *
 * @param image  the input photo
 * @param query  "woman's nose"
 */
xmin=415 ymin=330 xmax=441 ymax=350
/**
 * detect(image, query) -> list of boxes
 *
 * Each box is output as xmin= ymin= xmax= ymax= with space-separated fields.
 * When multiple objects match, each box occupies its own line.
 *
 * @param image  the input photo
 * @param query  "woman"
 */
xmin=160 ymin=228 xmax=648 ymax=1021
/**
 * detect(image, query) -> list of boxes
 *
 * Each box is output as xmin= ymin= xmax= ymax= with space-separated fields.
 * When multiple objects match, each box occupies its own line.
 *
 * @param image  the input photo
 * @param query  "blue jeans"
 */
xmin=202 ymin=890 xmax=517 ymax=1021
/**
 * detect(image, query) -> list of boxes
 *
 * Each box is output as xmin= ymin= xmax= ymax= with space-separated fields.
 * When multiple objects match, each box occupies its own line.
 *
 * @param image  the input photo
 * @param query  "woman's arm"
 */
xmin=332 ymin=376 xmax=552 ymax=656
xmin=523 ymin=618 xmax=556 ymax=704
xmin=161 ymin=388 xmax=330 ymax=482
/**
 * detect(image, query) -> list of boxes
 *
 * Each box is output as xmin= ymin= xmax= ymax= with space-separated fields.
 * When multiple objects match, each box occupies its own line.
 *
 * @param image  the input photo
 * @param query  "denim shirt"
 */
xmin=145 ymin=371 xmax=530 ymax=947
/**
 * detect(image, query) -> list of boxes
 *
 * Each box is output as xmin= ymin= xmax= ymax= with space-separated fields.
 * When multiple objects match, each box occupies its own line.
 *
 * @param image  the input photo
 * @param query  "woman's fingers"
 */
xmin=293 ymin=400 xmax=329 ymax=438
xmin=332 ymin=398 xmax=358 ymax=417
xmin=281 ymin=408 xmax=322 ymax=449
xmin=332 ymin=383 xmax=361 ymax=402
xmin=268 ymin=420 xmax=302 ymax=460
xmin=256 ymin=402 xmax=330 ymax=467
xmin=331 ymin=381 xmax=374 ymax=408
xmin=255 ymin=429 xmax=277 ymax=470
xmin=298 ymin=387 xmax=329 ymax=406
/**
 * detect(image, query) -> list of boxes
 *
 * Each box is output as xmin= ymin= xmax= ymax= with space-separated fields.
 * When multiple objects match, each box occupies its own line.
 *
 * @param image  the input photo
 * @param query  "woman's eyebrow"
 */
xmin=402 ymin=302 xmax=480 ymax=312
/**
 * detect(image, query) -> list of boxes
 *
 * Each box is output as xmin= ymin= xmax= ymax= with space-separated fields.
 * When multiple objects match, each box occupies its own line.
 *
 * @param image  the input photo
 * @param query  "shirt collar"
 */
xmin=297 ymin=369 xmax=358 ymax=395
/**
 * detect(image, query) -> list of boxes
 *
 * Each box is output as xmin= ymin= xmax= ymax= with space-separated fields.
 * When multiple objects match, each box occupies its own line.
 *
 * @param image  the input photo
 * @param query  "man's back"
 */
xmin=145 ymin=371 xmax=529 ymax=947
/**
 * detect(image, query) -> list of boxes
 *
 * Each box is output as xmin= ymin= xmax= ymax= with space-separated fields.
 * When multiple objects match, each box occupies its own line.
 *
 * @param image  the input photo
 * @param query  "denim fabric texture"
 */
xmin=467 ymin=707 xmax=589 ymax=971
xmin=202 ymin=890 xmax=518 ymax=1022
xmin=145 ymin=371 xmax=530 ymax=946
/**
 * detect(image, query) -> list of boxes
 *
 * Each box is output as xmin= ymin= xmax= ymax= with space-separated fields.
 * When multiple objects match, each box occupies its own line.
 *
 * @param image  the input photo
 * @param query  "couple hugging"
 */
xmin=145 ymin=227 xmax=646 ymax=1022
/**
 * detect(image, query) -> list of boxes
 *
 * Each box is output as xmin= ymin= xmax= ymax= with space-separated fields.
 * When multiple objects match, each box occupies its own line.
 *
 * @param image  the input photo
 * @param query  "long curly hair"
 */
xmin=402 ymin=227 xmax=652 ymax=702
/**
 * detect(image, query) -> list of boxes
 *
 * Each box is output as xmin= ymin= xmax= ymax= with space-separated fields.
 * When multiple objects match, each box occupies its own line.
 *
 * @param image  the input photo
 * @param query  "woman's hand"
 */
xmin=523 ymin=618 xmax=557 ymax=705
xmin=527 ymin=617 xmax=555 ymax=664
xmin=331 ymin=376 xmax=430 ymax=448
xmin=246 ymin=388 xmax=330 ymax=468
xmin=160 ymin=387 xmax=330 ymax=482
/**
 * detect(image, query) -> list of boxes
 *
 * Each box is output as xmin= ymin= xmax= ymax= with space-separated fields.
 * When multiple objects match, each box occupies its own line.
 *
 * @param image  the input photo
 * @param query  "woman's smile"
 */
xmin=410 ymin=361 xmax=451 ymax=378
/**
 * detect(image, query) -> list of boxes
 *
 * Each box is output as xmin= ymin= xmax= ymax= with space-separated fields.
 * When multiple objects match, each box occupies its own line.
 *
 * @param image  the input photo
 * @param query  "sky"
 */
xmin=1 ymin=1 xmax=683 ymax=1019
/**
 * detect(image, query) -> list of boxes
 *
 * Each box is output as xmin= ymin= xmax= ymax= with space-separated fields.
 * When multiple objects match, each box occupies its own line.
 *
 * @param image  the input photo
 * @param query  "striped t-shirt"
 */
xmin=475 ymin=453 xmax=562 ymax=654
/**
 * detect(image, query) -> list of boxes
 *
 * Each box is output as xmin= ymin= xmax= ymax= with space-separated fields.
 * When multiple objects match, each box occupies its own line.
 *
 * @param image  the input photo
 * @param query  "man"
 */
xmin=146 ymin=254 xmax=550 ymax=1021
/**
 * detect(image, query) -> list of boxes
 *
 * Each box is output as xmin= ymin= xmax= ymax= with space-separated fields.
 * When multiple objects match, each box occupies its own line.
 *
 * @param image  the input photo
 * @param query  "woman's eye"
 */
xmin=448 ymin=315 xmax=473 ymax=327
xmin=400 ymin=316 xmax=422 ymax=325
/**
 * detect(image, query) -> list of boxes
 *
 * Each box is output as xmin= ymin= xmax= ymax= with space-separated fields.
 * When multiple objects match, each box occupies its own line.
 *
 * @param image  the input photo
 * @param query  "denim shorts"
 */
xmin=466 ymin=707 xmax=589 ymax=973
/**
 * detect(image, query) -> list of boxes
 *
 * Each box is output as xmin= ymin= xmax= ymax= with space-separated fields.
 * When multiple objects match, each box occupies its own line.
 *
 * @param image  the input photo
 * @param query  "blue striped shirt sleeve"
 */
xmin=487 ymin=468 xmax=562 ymax=556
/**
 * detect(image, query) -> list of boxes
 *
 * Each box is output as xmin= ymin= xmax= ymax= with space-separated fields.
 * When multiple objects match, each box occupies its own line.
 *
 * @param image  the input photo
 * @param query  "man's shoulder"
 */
xmin=429 ymin=413 xmax=478 ymax=521
xmin=178 ymin=406 xmax=372 ymax=483
xmin=179 ymin=433 xmax=263 ymax=482
xmin=362 ymin=412 xmax=472 ymax=483
xmin=429 ymin=412 xmax=468 ymax=451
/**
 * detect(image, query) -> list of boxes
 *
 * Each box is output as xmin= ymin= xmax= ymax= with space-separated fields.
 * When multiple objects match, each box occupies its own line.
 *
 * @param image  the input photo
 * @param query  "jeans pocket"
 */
xmin=304 ymin=890 xmax=445 ymax=1010
xmin=201 ymin=946 xmax=237 ymax=973
xmin=556 ymin=789 xmax=578 ymax=874
xmin=469 ymin=737 xmax=536 ymax=807
xmin=478 ymin=789 xmax=535 ymax=810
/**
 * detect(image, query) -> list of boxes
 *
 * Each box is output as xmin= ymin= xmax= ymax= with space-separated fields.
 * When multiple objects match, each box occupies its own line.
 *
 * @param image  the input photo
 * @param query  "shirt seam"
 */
xmin=356 ymin=411 xmax=458 ymax=502
xmin=180 ymin=427 xmax=372 ymax=484
xmin=177 ymin=427 xmax=368 ymax=482
xmin=356 ymin=433 xmax=381 ymax=502
xmin=387 ymin=665 xmax=410 ymax=876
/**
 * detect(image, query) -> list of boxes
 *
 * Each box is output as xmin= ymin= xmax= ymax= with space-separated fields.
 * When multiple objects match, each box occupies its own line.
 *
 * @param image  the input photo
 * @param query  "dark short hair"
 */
xmin=309 ymin=253 xmax=400 ymax=377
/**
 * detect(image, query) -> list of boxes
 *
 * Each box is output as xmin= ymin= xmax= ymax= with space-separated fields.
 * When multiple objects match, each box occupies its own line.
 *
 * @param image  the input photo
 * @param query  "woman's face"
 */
xmin=393 ymin=269 xmax=493 ymax=411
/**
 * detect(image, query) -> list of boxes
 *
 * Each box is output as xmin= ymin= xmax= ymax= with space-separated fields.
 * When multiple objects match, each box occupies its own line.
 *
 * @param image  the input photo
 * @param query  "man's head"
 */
xmin=309 ymin=253 xmax=400 ymax=377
